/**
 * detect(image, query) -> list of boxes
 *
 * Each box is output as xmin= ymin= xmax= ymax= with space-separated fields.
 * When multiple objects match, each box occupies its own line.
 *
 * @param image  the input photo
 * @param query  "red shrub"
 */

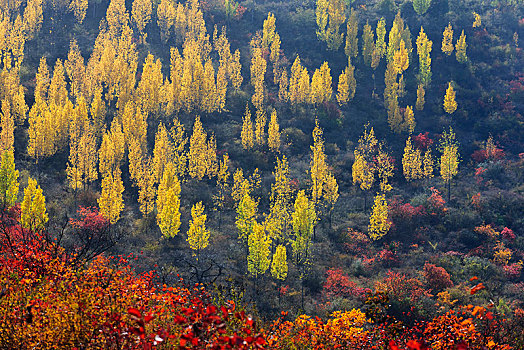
xmin=427 ymin=188 xmax=447 ymax=216
xmin=503 ymin=263 xmax=523 ymax=279
xmin=413 ymin=132 xmax=434 ymax=151
xmin=501 ymin=227 xmax=516 ymax=241
xmin=322 ymin=268 xmax=365 ymax=300
xmin=423 ymin=263 xmax=453 ymax=291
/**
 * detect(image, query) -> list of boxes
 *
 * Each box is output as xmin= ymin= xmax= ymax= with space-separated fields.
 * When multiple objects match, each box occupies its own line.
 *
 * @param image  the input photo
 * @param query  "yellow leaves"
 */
xmin=393 ymin=40 xmax=409 ymax=74
xmin=137 ymin=53 xmax=163 ymax=116
xmin=98 ymin=168 xmax=124 ymax=224
xmin=439 ymin=127 xmax=460 ymax=183
xmin=262 ymin=12 xmax=277 ymax=50
xmin=336 ymin=65 xmax=350 ymax=106
xmin=416 ymin=26 xmax=432 ymax=87
xmin=236 ymin=191 xmax=258 ymax=243
xmin=416 ymin=84 xmax=426 ymax=111
xmin=493 ymin=241 xmax=512 ymax=265
xmin=473 ymin=12 xmax=482 ymax=28
xmin=310 ymin=120 xmax=329 ymax=204
xmin=376 ymin=144 xmax=394 ymax=193
xmin=443 ymin=82 xmax=457 ymax=114
xmin=0 ymin=100 xmax=14 ymax=153
xmin=289 ymin=56 xmax=310 ymax=105
xmin=267 ymin=109 xmax=281 ymax=152
xmin=362 ymin=21 xmax=375 ymax=66
xmin=188 ymin=116 xmax=216 ymax=180
xmin=247 ymin=221 xmax=271 ymax=278
xmin=423 ymin=148 xmax=434 ymax=179
xmin=310 ymin=61 xmax=332 ymax=105
xmin=404 ymin=105 xmax=415 ymax=134
xmin=21 ymin=177 xmax=48 ymax=231
xmin=455 ymin=30 xmax=468 ymax=63
xmin=187 ymin=202 xmax=210 ymax=253
xmin=403 ymin=136 xmax=423 ymax=182
xmin=131 ymin=0 xmax=152 ymax=42
xmin=271 ymin=245 xmax=288 ymax=281
xmin=0 ymin=150 xmax=19 ymax=208
xmin=316 ymin=0 xmax=346 ymax=50
xmin=69 ymin=0 xmax=88 ymax=24
xmin=241 ymin=104 xmax=254 ymax=150
xmin=368 ymin=193 xmax=390 ymax=241
xmin=292 ymin=190 xmax=316 ymax=266
xmin=157 ymin=0 xmax=176 ymax=43
xmin=250 ymin=38 xmax=267 ymax=110
xmin=67 ymin=115 xmax=97 ymax=191
xmin=137 ymin=160 xmax=156 ymax=216
xmin=157 ymin=163 xmax=181 ymax=237
xmin=254 ymin=108 xmax=266 ymax=146
xmin=442 ymin=23 xmax=454 ymax=56
xmin=345 ymin=9 xmax=358 ymax=58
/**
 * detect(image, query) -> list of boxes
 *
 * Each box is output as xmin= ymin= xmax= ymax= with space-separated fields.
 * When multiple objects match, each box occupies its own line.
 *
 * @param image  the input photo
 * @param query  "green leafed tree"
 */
xmin=0 ymin=151 xmax=19 ymax=209
xmin=412 ymin=0 xmax=431 ymax=15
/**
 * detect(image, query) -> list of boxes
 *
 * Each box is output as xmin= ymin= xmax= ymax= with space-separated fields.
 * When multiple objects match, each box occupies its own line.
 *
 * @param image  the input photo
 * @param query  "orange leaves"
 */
xmin=470 ymin=283 xmax=485 ymax=295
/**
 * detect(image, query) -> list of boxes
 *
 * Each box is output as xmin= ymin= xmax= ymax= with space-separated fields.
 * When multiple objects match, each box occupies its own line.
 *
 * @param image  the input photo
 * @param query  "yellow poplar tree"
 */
xmin=316 ymin=0 xmax=346 ymax=50
xmin=0 ymin=150 xmax=19 ymax=208
xmin=69 ymin=0 xmax=88 ymax=23
xmin=439 ymin=127 xmax=460 ymax=201
xmin=375 ymin=18 xmax=387 ymax=59
xmin=416 ymin=84 xmax=425 ymax=111
xmin=336 ymin=58 xmax=356 ymax=105
xmin=213 ymin=154 xmax=230 ymax=229
xmin=187 ymin=202 xmax=210 ymax=259
xmin=64 ymin=40 xmax=86 ymax=100
xmin=310 ymin=62 xmax=332 ymax=105
xmin=368 ymin=193 xmax=390 ymax=240
xmin=98 ymin=168 xmax=125 ymax=224
xmin=271 ymin=244 xmax=288 ymax=281
xmin=268 ymin=109 xmax=281 ymax=152
xmin=250 ymin=43 xmax=266 ymax=110
xmin=137 ymin=160 xmax=156 ymax=216
xmin=455 ymin=30 xmax=468 ymax=63
xmin=254 ymin=108 xmax=266 ymax=146
xmin=442 ymin=23 xmax=454 ymax=55
xmin=310 ymin=120 xmax=329 ymax=206
xmin=291 ymin=190 xmax=316 ymax=309
xmin=132 ymin=0 xmax=152 ymax=42
xmin=404 ymin=105 xmax=416 ymax=134
xmin=241 ymin=104 xmax=254 ymax=150
xmin=247 ymin=221 xmax=271 ymax=296
xmin=157 ymin=164 xmax=181 ymax=238
xmin=416 ymin=27 xmax=432 ymax=87
xmin=345 ymin=9 xmax=358 ymax=58
xmin=443 ymin=82 xmax=457 ymax=114
xmin=157 ymin=0 xmax=176 ymax=43
xmin=137 ymin=54 xmax=163 ymax=117
xmin=170 ymin=119 xmax=188 ymax=179
xmin=21 ymin=177 xmax=48 ymax=231
xmin=376 ymin=144 xmax=394 ymax=193
xmin=402 ymin=136 xmax=423 ymax=181
xmin=278 ymin=69 xmax=289 ymax=102
xmin=323 ymin=173 xmax=339 ymax=227
xmin=236 ymin=192 xmax=257 ymax=243
xmin=423 ymin=148 xmax=434 ymax=180
xmin=188 ymin=116 xmax=208 ymax=180
xmin=362 ymin=21 xmax=375 ymax=66
xmin=152 ymin=123 xmax=174 ymax=182
xmin=0 ymin=100 xmax=14 ymax=153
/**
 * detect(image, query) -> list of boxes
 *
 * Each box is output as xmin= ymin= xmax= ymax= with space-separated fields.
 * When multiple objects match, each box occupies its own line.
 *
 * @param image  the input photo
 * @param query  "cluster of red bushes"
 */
xmin=0 ymin=205 xmax=517 ymax=349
